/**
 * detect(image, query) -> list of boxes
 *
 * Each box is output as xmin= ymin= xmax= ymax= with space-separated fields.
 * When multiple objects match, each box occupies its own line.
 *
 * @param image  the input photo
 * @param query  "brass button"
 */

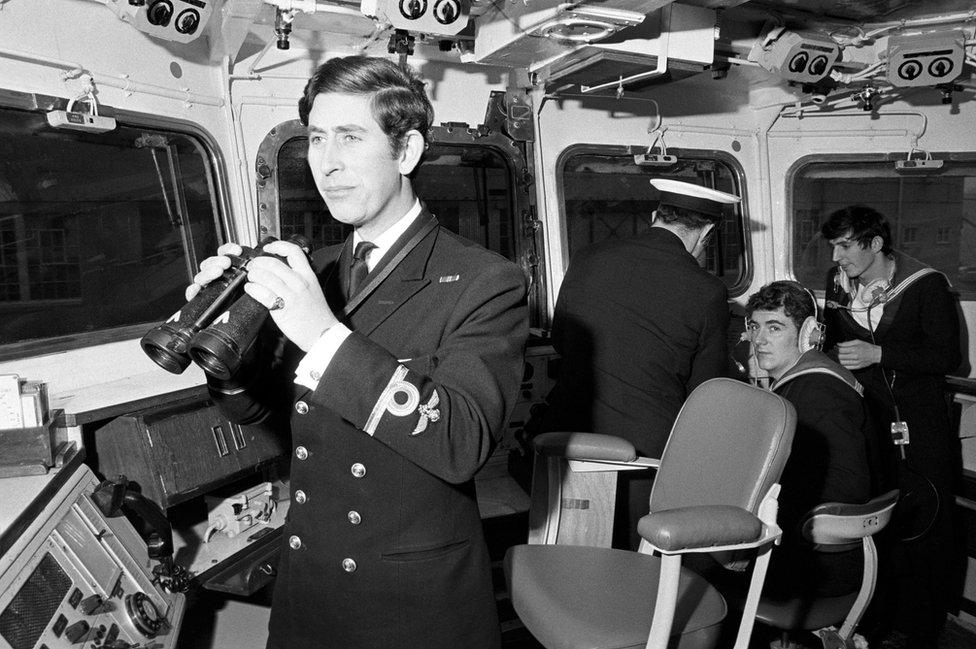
xmin=347 ymin=511 xmax=361 ymax=525
xmin=295 ymin=446 xmax=308 ymax=460
xmin=288 ymin=535 xmax=302 ymax=550
xmin=350 ymin=463 xmax=366 ymax=478
xmin=341 ymin=558 xmax=357 ymax=573
xmin=294 ymin=490 xmax=307 ymax=504
xmin=295 ymin=401 xmax=309 ymax=415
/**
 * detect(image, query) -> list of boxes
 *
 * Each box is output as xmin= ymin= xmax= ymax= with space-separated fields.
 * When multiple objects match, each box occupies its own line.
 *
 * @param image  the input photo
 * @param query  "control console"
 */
xmin=0 ymin=464 xmax=185 ymax=649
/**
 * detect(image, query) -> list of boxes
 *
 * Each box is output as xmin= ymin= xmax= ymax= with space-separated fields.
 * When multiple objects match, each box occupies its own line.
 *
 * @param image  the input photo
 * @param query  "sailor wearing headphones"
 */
xmin=820 ymin=205 xmax=961 ymax=649
xmin=744 ymin=280 xmax=876 ymax=600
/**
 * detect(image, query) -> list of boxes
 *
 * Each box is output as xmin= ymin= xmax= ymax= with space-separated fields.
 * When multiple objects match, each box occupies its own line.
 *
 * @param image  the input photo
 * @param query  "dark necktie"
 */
xmin=347 ymin=241 xmax=376 ymax=299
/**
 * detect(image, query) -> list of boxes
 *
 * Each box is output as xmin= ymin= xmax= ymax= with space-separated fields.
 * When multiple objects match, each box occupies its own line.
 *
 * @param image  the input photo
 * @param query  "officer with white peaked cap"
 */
xmin=651 ymin=178 xmax=741 ymax=220
xmin=540 ymin=177 xmax=741 ymax=548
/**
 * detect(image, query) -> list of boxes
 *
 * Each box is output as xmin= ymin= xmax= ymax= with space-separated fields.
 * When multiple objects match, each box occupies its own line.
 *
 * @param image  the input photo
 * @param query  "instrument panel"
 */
xmin=0 ymin=464 xmax=184 ymax=649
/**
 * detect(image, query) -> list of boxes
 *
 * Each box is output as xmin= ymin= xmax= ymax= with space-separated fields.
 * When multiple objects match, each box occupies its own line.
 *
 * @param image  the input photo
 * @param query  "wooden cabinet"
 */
xmin=92 ymin=395 xmax=287 ymax=509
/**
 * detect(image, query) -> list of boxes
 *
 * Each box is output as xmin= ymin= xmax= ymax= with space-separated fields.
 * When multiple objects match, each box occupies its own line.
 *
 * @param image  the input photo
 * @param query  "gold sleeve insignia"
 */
xmin=363 ymin=365 xmax=441 ymax=437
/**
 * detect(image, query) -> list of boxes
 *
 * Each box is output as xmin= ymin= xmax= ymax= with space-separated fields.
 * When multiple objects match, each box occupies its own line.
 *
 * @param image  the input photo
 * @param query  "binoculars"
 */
xmin=141 ymin=236 xmax=309 ymax=380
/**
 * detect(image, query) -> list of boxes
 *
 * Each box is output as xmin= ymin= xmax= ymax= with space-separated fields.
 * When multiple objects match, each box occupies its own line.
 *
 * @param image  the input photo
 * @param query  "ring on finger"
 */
xmin=270 ymin=296 xmax=285 ymax=311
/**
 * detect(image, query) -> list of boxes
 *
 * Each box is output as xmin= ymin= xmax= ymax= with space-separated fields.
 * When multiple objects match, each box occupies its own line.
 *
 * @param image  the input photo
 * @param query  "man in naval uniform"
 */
xmin=744 ymin=280 xmax=875 ymax=599
xmin=540 ymin=178 xmax=738 ymax=548
xmin=187 ymin=56 xmax=528 ymax=649
xmin=820 ymin=205 xmax=961 ymax=649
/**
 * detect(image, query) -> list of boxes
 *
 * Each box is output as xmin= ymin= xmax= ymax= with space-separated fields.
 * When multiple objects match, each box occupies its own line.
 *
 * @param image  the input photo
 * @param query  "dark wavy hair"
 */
xmin=298 ymin=56 xmax=434 ymax=157
xmin=819 ymin=204 xmax=893 ymax=254
xmin=654 ymin=203 xmax=723 ymax=231
xmin=745 ymin=280 xmax=816 ymax=329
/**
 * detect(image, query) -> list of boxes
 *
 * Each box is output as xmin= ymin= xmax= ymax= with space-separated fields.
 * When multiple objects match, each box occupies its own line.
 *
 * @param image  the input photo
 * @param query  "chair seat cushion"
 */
xmin=756 ymin=591 xmax=859 ymax=632
xmin=504 ymin=545 xmax=726 ymax=649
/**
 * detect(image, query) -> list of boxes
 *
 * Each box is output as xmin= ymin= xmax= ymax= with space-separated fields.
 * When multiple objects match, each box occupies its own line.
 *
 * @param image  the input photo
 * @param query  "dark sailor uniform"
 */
xmin=767 ymin=350 xmax=875 ymax=598
xmin=541 ymin=227 xmax=730 ymax=458
xmin=823 ymin=252 xmax=961 ymax=644
xmin=540 ymin=227 xmax=730 ymax=548
xmin=210 ymin=210 xmax=529 ymax=649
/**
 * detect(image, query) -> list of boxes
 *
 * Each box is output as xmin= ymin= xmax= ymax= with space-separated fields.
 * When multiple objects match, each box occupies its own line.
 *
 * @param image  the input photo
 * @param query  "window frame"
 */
xmin=0 ymin=89 xmax=232 ymax=361
xmin=254 ymin=116 xmax=544 ymax=326
xmin=554 ymin=143 xmax=753 ymax=297
xmin=785 ymin=151 xmax=976 ymax=300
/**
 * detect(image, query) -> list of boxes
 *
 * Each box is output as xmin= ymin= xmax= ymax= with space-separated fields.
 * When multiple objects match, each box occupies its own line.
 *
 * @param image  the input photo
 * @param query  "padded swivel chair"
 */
xmin=756 ymin=489 xmax=900 ymax=649
xmin=505 ymin=377 xmax=797 ymax=649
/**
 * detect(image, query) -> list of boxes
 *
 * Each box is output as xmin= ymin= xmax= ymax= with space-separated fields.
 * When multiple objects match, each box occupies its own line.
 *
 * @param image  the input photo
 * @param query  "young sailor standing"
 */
xmin=820 ymin=205 xmax=961 ymax=649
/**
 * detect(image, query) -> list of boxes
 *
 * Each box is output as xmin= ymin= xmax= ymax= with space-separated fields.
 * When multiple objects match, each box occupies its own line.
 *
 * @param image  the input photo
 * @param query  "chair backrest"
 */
xmin=755 ymin=489 xmax=901 ymax=641
xmin=650 ymin=378 xmax=797 ymax=517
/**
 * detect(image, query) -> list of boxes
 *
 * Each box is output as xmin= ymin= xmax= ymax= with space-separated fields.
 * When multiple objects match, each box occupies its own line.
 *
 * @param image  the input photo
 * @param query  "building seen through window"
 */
xmin=792 ymin=158 xmax=976 ymax=298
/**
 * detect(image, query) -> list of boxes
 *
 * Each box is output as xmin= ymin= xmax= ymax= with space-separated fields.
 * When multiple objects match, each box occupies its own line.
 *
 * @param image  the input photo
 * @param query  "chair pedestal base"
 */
xmin=768 ymin=629 xmax=868 ymax=649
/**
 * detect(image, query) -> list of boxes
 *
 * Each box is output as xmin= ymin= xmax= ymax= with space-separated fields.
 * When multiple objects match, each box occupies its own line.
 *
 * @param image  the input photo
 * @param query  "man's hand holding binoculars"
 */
xmin=188 ymin=240 xmax=338 ymax=352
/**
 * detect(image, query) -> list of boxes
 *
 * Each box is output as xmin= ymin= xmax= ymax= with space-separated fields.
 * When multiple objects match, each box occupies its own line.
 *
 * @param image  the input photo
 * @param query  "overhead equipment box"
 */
xmin=468 ymin=1 xmax=716 ymax=90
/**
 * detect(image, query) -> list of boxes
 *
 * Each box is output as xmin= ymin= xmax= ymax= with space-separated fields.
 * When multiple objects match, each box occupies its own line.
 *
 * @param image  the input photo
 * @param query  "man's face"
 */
xmin=746 ymin=307 xmax=801 ymax=380
xmin=829 ymin=231 xmax=878 ymax=280
xmin=306 ymin=92 xmax=414 ymax=231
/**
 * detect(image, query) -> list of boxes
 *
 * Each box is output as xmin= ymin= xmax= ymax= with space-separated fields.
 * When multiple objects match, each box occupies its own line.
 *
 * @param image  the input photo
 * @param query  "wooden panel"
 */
xmin=554 ymin=468 xmax=618 ymax=547
xmin=527 ymin=453 xmax=618 ymax=547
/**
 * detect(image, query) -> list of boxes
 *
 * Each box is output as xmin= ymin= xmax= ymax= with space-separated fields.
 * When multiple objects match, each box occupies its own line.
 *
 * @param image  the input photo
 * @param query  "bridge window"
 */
xmin=559 ymin=149 xmax=749 ymax=294
xmin=791 ymin=157 xmax=976 ymax=299
xmin=0 ymin=103 xmax=222 ymax=357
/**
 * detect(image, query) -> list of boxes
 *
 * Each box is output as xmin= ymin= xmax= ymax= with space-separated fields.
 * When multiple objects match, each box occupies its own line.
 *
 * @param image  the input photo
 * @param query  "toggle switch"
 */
xmin=64 ymin=620 xmax=91 ymax=643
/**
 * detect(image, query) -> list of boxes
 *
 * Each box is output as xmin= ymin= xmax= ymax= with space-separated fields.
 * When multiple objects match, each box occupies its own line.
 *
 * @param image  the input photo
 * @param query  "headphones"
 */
xmin=834 ymin=270 xmax=892 ymax=312
xmin=798 ymin=286 xmax=825 ymax=353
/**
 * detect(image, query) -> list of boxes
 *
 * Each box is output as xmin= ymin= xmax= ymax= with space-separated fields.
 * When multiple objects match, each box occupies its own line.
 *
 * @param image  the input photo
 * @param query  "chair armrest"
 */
xmin=637 ymin=505 xmax=765 ymax=553
xmin=802 ymin=489 xmax=900 ymax=546
xmin=533 ymin=432 xmax=638 ymax=462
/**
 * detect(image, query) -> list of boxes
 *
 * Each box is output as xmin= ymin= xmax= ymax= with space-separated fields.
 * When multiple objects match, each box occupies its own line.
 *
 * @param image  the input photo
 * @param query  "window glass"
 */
xmin=560 ymin=151 xmax=747 ymax=291
xmin=792 ymin=159 xmax=976 ymax=298
xmin=277 ymin=139 xmax=517 ymax=261
xmin=0 ymin=107 xmax=221 ymax=352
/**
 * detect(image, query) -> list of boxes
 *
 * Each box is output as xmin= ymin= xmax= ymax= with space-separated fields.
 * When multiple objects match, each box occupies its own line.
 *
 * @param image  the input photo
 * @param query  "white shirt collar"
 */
xmin=353 ymin=199 xmax=422 ymax=271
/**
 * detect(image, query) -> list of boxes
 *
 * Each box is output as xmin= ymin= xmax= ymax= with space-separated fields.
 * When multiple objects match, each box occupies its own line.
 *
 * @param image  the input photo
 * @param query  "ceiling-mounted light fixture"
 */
xmin=528 ymin=7 xmax=644 ymax=44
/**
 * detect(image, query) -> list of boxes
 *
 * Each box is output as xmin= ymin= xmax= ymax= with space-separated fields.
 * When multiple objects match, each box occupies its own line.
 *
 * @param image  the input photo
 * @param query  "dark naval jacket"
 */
xmin=822 ymin=253 xmax=961 ymax=638
xmin=823 ymin=252 xmax=961 ymax=491
xmin=768 ymin=350 xmax=875 ymax=597
xmin=541 ymin=227 xmax=730 ymax=458
xmin=210 ymin=210 xmax=529 ymax=649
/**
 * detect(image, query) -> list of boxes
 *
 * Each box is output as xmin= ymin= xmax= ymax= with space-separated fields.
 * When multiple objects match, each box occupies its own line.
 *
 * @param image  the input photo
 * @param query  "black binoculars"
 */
xmin=141 ymin=235 xmax=309 ymax=380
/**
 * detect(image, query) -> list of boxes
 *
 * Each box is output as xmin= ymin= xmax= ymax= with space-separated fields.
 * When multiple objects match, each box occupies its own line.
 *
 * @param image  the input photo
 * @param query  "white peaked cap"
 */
xmin=650 ymin=179 xmax=741 ymax=218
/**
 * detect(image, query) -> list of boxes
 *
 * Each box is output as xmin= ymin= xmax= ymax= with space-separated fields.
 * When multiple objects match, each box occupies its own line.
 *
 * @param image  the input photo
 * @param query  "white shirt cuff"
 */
xmin=294 ymin=324 xmax=352 ymax=391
